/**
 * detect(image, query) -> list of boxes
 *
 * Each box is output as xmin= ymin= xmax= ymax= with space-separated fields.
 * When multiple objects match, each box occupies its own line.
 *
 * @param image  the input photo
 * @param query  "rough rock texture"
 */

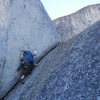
xmin=54 ymin=4 xmax=100 ymax=42
xmin=4 ymin=21 xmax=100 ymax=100
xmin=0 ymin=0 xmax=59 ymax=98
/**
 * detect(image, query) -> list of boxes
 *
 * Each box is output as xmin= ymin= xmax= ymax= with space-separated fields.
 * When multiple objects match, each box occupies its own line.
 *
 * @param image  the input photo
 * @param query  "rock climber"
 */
xmin=17 ymin=50 xmax=38 ymax=83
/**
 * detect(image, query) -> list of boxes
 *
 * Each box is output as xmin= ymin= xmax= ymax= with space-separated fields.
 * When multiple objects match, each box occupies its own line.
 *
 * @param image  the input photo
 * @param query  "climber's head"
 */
xmin=33 ymin=50 xmax=37 ymax=56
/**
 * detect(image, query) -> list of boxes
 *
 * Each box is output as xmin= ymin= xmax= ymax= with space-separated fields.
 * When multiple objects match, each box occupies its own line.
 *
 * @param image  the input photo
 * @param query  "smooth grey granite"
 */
xmin=0 ymin=0 xmax=59 ymax=98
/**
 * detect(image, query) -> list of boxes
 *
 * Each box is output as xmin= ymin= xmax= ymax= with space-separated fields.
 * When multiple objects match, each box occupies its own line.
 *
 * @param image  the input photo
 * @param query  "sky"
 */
xmin=41 ymin=0 xmax=100 ymax=20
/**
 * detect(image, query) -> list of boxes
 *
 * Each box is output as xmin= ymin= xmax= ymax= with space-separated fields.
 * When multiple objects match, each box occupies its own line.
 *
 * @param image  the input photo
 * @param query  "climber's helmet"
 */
xmin=33 ymin=50 xmax=37 ymax=56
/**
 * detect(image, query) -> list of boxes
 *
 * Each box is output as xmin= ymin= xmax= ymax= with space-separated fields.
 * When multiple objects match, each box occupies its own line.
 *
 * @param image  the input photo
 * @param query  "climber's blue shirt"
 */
xmin=21 ymin=50 xmax=34 ymax=64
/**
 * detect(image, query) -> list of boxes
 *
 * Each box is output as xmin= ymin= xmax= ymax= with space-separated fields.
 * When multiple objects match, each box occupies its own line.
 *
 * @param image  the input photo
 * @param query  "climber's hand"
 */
xmin=34 ymin=63 xmax=39 ymax=66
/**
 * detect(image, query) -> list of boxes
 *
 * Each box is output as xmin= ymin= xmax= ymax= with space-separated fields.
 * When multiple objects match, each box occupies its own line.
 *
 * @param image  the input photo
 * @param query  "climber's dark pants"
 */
xmin=21 ymin=62 xmax=34 ymax=77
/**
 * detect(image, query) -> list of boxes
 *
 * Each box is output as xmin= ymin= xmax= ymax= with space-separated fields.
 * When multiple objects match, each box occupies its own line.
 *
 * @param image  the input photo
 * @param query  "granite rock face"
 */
xmin=0 ymin=0 xmax=59 ymax=98
xmin=4 ymin=21 xmax=100 ymax=100
xmin=54 ymin=4 xmax=100 ymax=42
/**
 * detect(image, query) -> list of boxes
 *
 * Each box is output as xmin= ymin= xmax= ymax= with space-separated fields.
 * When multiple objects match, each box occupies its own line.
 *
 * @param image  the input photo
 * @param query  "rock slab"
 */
xmin=0 ymin=0 xmax=59 ymax=98
xmin=4 ymin=21 xmax=100 ymax=100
